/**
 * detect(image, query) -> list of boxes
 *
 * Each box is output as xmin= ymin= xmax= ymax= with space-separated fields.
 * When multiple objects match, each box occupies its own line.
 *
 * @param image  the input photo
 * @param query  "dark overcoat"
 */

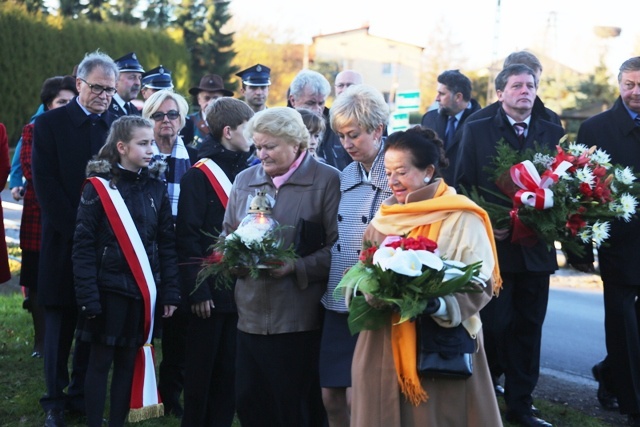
xmin=455 ymin=107 xmax=565 ymax=273
xmin=32 ymin=98 xmax=115 ymax=307
xmin=577 ymin=97 xmax=640 ymax=284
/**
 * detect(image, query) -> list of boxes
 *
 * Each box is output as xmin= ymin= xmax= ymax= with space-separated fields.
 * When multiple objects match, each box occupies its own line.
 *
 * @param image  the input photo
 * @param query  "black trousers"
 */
xmin=84 ymin=342 xmax=137 ymax=427
xmin=181 ymin=311 xmax=238 ymax=427
xmin=158 ymin=306 xmax=188 ymax=415
xmin=602 ymin=281 xmax=640 ymax=415
xmin=481 ymin=271 xmax=550 ymax=415
xmin=39 ymin=306 xmax=90 ymax=413
xmin=235 ymin=329 xmax=323 ymax=427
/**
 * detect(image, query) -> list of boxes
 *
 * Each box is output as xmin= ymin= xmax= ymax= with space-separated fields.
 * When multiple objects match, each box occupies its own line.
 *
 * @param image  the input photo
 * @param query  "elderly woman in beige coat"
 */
xmin=350 ymin=126 xmax=503 ymax=427
xmin=222 ymin=107 xmax=340 ymax=427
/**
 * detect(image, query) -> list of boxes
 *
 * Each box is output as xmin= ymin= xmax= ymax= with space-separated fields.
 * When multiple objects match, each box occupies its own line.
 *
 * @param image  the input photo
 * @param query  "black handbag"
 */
xmin=294 ymin=219 xmax=326 ymax=257
xmin=416 ymin=314 xmax=475 ymax=379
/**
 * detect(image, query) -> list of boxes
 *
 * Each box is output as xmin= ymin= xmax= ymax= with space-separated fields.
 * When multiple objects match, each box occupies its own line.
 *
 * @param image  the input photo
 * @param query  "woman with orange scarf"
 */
xmin=350 ymin=126 xmax=503 ymax=426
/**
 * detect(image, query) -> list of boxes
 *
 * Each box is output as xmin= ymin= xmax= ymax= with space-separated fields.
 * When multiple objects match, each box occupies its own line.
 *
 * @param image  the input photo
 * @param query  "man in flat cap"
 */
xmin=236 ymin=64 xmax=271 ymax=113
xmin=185 ymin=74 xmax=233 ymax=148
xmin=109 ymin=52 xmax=144 ymax=117
xmin=141 ymin=65 xmax=174 ymax=101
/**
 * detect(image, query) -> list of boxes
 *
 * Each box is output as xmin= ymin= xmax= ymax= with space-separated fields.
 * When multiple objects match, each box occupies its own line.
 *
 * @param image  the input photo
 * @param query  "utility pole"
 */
xmin=486 ymin=0 xmax=501 ymax=104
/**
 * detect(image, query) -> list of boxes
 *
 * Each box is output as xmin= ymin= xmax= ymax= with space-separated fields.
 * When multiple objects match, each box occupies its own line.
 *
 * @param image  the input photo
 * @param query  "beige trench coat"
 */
xmin=350 ymin=185 xmax=503 ymax=427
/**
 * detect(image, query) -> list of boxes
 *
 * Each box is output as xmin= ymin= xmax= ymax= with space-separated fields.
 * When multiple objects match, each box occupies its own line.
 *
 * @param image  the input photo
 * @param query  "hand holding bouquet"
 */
xmin=195 ymin=222 xmax=297 ymax=292
xmin=334 ymin=235 xmax=487 ymax=334
xmin=468 ymin=137 xmax=639 ymax=254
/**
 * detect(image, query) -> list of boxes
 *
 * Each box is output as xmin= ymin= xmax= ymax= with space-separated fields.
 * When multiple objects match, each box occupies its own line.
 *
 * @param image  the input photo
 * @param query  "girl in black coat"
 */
xmin=72 ymin=116 xmax=181 ymax=427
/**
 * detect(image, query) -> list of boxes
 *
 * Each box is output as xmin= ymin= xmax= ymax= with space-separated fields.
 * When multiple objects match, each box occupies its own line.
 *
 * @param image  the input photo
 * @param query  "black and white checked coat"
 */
xmin=321 ymin=146 xmax=392 ymax=312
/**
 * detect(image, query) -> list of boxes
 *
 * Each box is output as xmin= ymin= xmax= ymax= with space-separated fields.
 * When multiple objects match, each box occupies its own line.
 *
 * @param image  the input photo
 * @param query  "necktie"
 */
xmin=445 ymin=116 xmax=457 ymax=149
xmin=126 ymin=102 xmax=135 ymax=115
xmin=513 ymin=122 xmax=527 ymax=145
xmin=88 ymin=113 xmax=100 ymax=124
xmin=635 ymin=116 xmax=640 ymax=127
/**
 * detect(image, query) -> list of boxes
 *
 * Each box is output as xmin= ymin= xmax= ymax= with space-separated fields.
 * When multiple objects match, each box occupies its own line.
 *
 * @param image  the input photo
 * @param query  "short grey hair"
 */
xmin=290 ymin=70 xmax=331 ymax=100
xmin=142 ymin=89 xmax=190 ymax=131
xmin=76 ymin=50 xmax=119 ymax=81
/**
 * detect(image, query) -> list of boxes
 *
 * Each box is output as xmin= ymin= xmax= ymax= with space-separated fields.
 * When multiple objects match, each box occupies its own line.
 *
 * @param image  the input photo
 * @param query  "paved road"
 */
xmin=541 ymin=287 xmax=605 ymax=387
xmin=2 ymin=188 xmax=21 ymax=245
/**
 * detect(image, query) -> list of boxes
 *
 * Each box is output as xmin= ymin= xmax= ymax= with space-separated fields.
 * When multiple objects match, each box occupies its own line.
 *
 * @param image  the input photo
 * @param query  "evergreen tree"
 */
xmin=143 ymin=0 xmax=175 ymax=28
xmin=109 ymin=0 xmax=140 ymax=25
xmin=178 ymin=0 xmax=237 ymax=86
xmin=85 ymin=0 xmax=107 ymax=22
xmin=58 ymin=0 xmax=82 ymax=18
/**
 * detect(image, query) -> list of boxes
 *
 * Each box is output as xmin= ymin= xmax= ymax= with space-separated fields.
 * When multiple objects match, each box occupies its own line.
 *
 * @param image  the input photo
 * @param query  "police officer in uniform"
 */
xmin=141 ymin=65 xmax=174 ymax=101
xmin=109 ymin=52 xmax=144 ymax=117
xmin=236 ymin=64 xmax=271 ymax=113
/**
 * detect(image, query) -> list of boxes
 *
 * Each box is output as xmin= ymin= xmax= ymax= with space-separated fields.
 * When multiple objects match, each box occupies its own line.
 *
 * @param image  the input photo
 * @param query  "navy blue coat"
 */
xmin=577 ymin=97 xmax=640 ymax=284
xmin=32 ymin=98 xmax=116 ymax=306
xmin=420 ymin=99 xmax=482 ymax=187
xmin=455 ymin=107 xmax=565 ymax=273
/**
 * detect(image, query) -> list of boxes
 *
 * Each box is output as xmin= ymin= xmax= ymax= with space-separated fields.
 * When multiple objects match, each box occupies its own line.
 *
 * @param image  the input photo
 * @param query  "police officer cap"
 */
xmin=114 ymin=52 xmax=145 ymax=73
xmin=235 ymin=64 xmax=271 ymax=87
xmin=142 ymin=65 xmax=174 ymax=90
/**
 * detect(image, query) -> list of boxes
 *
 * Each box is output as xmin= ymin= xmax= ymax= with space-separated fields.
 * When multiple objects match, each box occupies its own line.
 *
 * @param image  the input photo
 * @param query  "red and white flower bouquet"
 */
xmin=469 ymin=137 xmax=639 ymax=254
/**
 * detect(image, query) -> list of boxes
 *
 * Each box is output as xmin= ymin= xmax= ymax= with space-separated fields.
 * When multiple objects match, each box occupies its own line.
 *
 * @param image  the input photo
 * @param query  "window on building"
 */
xmin=382 ymin=63 xmax=393 ymax=75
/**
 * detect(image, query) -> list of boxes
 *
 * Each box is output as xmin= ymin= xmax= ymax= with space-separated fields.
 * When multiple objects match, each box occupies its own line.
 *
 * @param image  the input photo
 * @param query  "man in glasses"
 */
xmin=109 ymin=52 xmax=144 ymax=117
xmin=32 ymin=50 xmax=118 ymax=427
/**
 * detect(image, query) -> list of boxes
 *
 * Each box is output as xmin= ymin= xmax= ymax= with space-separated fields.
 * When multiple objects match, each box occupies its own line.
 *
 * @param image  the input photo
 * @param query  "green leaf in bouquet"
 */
xmin=347 ymin=295 xmax=390 ymax=334
xmin=333 ymin=263 xmax=379 ymax=301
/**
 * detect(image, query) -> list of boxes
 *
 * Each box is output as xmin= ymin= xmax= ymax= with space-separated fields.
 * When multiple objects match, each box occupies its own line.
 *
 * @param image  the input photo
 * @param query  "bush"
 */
xmin=0 ymin=4 xmax=190 ymax=145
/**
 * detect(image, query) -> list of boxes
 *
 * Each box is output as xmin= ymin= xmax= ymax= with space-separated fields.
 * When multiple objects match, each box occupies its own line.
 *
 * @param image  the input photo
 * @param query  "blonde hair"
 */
xmin=330 ymin=85 xmax=389 ymax=133
xmin=142 ymin=89 xmax=189 ymax=130
xmin=244 ymin=107 xmax=309 ymax=150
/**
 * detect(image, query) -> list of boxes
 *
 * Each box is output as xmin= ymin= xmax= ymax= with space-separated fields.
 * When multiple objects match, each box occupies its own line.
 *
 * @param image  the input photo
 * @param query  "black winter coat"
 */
xmin=176 ymin=136 xmax=252 ymax=311
xmin=576 ymin=97 xmax=640 ymax=284
xmin=33 ymin=98 xmax=115 ymax=307
xmin=73 ymin=160 xmax=181 ymax=317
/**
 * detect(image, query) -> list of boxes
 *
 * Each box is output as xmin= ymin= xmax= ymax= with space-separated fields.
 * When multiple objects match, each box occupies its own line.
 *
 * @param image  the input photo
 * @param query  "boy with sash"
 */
xmin=176 ymin=97 xmax=255 ymax=426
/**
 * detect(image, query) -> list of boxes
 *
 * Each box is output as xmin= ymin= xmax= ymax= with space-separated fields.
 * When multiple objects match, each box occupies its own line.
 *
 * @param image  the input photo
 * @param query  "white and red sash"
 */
xmin=87 ymin=177 xmax=163 ymax=421
xmin=193 ymin=158 xmax=232 ymax=208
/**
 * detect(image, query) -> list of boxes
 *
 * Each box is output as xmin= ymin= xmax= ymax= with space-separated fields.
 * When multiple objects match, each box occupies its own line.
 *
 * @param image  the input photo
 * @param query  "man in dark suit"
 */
xmin=467 ymin=51 xmax=561 ymax=126
xmin=456 ymin=64 xmax=564 ymax=427
xmin=574 ymin=56 xmax=640 ymax=427
xmin=33 ymin=50 xmax=118 ymax=427
xmin=420 ymin=69 xmax=481 ymax=186
xmin=108 ymin=52 xmax=144 ymax=117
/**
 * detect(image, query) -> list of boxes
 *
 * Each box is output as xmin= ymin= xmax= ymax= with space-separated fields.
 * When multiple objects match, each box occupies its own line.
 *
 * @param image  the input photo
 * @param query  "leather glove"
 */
xmin=423 ymin=297 xmax=441 ymax=315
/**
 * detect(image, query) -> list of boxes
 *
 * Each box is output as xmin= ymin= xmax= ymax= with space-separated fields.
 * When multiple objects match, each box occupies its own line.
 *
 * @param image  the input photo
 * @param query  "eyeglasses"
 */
xmin=79 ymin=78 xmax=117 ymax=96
xmin=150 ymin=110 xmax=180 ymax=121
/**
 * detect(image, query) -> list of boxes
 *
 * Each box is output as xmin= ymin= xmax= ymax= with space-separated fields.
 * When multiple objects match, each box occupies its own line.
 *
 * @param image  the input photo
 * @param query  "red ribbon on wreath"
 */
xmin=507 ymin=160 xmax=573 ymax=246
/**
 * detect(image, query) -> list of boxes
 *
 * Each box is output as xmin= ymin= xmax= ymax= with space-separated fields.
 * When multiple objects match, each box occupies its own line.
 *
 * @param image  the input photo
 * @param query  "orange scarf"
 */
xmin=372 ymin=180 xmax=501 ymax=406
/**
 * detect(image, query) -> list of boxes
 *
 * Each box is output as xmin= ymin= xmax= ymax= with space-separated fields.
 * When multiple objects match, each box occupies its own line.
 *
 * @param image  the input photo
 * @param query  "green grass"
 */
xmin=0 ymin=284 xmax=610 ymax=426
